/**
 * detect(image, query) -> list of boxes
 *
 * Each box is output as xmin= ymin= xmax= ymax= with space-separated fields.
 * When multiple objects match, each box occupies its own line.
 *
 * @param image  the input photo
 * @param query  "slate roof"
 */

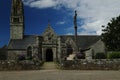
xmin=8 ymin=35 xmax=37 ymax=50
xmin=60 ymin=35 xmax=101 ymax=49
xmin=7 ymin=35 xmax=101 ymax=50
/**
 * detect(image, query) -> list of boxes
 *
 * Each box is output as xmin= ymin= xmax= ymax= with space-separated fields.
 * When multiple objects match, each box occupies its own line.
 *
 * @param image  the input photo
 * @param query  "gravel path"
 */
xmin=0 ymin=70 xmax=120 ymax=80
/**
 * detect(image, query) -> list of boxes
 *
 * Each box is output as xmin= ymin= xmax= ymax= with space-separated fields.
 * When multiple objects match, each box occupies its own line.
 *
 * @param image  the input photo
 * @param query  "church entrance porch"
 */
xmin=46 ymin=49 xmax=53 ymax=62
xmin=42 ymin=47 xmax=57 ymax=62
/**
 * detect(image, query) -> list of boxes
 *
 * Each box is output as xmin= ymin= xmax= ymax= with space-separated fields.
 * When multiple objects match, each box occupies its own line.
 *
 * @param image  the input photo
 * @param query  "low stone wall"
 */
xmin=1 ymin=59 xmax=120 ymax=70
xmin=60 ymin=59 xmax=120 ymax=70
xmin=0 ymin=60 xmax=43 ymax=71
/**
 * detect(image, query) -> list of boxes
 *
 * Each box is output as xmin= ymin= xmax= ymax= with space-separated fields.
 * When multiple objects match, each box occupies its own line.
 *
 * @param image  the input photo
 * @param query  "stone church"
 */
xmin=7 ymin=0 xmax=105 ymax=62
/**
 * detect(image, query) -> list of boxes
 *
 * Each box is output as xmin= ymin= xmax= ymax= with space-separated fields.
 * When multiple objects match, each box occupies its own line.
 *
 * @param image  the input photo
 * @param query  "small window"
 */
xmin=92 ymin=49 xmax=95 ymax=59
xmin=27 ymin=46 xmax=32 ymax=60
xmin=13 ymin=18 xmax=19 ymax=23
xmin=48 ymin=37 xmax=51 ymax=40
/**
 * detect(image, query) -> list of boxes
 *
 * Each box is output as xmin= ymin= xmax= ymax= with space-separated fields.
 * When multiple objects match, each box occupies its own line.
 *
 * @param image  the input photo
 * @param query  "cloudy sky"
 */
xmin=0 ymin=0 xmax=120 ymax=47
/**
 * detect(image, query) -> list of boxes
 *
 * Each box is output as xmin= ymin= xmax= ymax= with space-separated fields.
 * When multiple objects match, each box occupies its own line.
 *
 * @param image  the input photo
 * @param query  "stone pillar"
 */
xmin=57 ymin=37 xmax=61 ymax=62
xmin=74 ymin=10 xmax=78 ymax=51
xmin=42 ymin=48 xmax=45 ymax=62
xmin=52 ymin=48 xmax=56 ymax=62
xmin=36 ymin=36 xmax=39 ymax=45
xmin=85 ymin=49 xmax=92 ymax=61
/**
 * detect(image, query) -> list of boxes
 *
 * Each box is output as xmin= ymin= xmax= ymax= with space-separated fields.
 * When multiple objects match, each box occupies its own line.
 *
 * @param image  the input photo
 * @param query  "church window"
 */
xmin=13 ymin=7 xmax=17 ymax=15
xmin=13 ymin=18 xmax=19 ymax=23
xmin=92 ymin=49 xmax=95 ymax=59
xmin=48 ymin=37 xmax=51 ymax=40
xmin=27 ymin=46 xmax=32 ymax=60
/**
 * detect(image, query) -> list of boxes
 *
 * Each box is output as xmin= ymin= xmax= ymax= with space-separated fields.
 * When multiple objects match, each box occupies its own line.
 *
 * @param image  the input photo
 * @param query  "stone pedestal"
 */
xmin=85 ymin=49 xmax=92 ymax=61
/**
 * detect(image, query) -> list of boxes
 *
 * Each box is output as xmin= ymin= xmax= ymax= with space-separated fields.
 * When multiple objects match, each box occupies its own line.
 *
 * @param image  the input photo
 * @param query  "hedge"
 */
xmin=108 ymin=52 xmax=120 ymax=59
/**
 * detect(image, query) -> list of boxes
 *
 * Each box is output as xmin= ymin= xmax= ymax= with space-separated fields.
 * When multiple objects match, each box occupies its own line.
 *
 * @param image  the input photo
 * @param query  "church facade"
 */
xmin=7 ymin=0 xmax=105 ymax=62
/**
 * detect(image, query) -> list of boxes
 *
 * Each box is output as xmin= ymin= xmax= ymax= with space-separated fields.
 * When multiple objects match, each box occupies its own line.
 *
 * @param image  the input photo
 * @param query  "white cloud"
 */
xmin=23 ymin=0 xmax=120 ymax=35
xmin=23 ymin=0 xmax=60 ymax=8
xmin=57 ymin=21 xmax=66 ymax=25
xmin=66 ymin=33 xmax=73 ymax=35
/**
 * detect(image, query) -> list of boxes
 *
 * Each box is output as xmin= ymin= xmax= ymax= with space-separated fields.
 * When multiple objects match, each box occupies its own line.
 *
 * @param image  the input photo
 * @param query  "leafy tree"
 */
xmin=102 ymin=15 xmax=120 ymax=51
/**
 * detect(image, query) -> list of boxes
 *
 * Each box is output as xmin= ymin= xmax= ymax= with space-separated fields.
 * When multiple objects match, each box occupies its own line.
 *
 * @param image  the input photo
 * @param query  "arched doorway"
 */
xmin=46 ymin=49 xmax=53 ymax=62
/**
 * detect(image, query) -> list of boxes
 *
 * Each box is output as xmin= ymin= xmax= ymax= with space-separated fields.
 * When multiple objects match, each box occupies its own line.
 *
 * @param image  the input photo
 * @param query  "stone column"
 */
xmin=85 ymin=49 xmax=92 ymax=61
xmin=42 ymin=48 xmax=45 ymax=62
xmin=52 ymin=48 xmax=56 ymax=62
xmin=57 ymin=37 xmax=61 ymax=62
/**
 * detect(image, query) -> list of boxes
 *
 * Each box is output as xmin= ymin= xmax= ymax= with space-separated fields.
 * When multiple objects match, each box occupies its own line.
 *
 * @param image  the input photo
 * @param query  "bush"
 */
xmin=0 ymin=55 xmax=6 ymax=60
xmin=26 ymin=56 xmax=33 ymax=60
xmin=17 ymin=54 xmax=25 ymax=61
xmin=95 ymin=52 xmax=106 ymax=59
xmin=108 ymin=52 xmax=120 ymax=59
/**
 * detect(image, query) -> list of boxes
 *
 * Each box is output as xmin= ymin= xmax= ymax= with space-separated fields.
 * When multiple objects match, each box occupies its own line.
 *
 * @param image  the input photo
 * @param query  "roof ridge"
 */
xmin=60 ymin=35 xmax=100 ymax=36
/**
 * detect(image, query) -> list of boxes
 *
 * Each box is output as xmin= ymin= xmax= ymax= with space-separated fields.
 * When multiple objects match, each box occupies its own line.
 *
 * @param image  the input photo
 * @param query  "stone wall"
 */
xmin=92 ymin=40 xmax=106 ymax=55
xmin=0 ymin=59 xmax=120 ymax=70
xmin=0 ymin=60 xmax=43 ymax=71
xmin=85 ymin=40 xmax=106 ymax=60
xmin=10 ymin=26 xmax=23 ymax=39
xmin=60 ymin=59 xmax=120 ymax=70
xmin=7 ymin=50 xmax=26 ymax=60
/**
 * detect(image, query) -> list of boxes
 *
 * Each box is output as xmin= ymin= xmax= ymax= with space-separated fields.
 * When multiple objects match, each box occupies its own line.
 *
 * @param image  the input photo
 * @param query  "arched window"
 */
xmin=92 ymin=49 xmax=94 ymax=59
xmin=27 ymin=46 xmax=32 ymax=59
xmin=67 ymin=44 xmax=73 ymax=56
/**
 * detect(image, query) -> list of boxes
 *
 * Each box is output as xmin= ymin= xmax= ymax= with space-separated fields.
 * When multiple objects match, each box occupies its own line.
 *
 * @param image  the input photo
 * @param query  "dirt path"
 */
xmin=0 ymin=70 xmax=120 ymax=80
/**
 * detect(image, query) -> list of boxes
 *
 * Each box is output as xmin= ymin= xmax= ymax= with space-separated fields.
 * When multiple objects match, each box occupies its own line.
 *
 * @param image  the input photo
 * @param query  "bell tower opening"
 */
xmin=46 ymin=49 xmax=53 ymax=62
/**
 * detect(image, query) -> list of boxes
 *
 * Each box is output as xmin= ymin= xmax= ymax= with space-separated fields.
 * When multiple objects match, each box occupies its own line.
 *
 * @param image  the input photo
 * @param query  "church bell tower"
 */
xmin=10 ymin=0 xmax=24 ymax=39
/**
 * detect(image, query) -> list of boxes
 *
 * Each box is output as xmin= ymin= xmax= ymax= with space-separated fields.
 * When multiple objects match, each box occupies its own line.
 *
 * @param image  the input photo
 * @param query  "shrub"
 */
xmin=26 ymin=56 xmax=33 ymax=60
xmin=0 ymin=55 xmax=6 ymax=60
xmin=17 ymin=54 xmax=25 ymax=61
xmin=94 ymin=52 xmax=106 ymax=59
xmin=108 ymin=52 xmax=120 ymax=59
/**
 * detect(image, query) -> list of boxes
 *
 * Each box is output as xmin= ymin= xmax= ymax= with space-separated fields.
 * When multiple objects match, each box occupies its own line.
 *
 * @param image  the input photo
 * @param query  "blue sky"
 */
xmin=1 ymin=0 xmax=120 ymax=47
xmin=0 ymin=0 xmax=75 ymax=47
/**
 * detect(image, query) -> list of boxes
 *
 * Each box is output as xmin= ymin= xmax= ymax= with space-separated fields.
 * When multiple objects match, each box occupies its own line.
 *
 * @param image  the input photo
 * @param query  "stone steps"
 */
xmin=41 ymin=62 xmax=57 ymax=70
xmin=67 ymin=53 xmax=76 ymax=60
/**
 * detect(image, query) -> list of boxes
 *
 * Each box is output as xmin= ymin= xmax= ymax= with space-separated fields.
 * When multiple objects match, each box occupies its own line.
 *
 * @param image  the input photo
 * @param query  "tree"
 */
xmin=102 ymin=15 xmax=120 ymax=51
